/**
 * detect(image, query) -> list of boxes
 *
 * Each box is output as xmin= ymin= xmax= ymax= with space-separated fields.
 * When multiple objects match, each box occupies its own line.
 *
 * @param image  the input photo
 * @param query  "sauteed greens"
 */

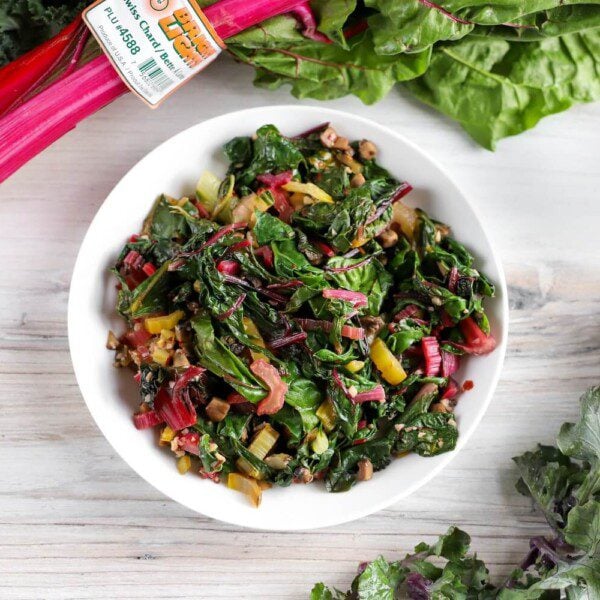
xmin=108 ymin=123 xmax=496 ymax=506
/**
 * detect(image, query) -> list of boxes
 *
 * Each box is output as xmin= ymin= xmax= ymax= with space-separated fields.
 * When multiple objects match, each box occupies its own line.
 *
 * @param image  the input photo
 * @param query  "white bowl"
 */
xmin=69 ymin=105 xmax=508 ymax=531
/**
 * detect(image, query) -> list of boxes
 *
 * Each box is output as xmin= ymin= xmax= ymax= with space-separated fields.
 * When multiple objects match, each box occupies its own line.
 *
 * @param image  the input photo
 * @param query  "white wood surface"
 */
xmin=1 ymin=54 xmax=600 ymax=599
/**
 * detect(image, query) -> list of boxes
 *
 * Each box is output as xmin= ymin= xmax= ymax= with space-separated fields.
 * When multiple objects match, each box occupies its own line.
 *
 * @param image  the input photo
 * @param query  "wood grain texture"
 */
xmin=1 ymin=55 xmax=599 ymax=600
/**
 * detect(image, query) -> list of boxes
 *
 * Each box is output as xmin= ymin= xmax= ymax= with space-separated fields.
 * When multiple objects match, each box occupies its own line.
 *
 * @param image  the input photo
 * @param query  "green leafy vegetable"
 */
xmin=191 ymin=313 xmax=267 ymax=403
xmin=227 ymin=123 xmax=304 ymax=188
xmin=284 ymin=377 xmax=323 ymax=432
xmin=224 ymin=2 xmax=600 ymax=148
xmin=365 ymin=0 xmax=474 ymax=55
xmin=312 ymin=385 xmax=600 ymax=598
xmin=513 ymin=444 xmax=583 ymax=530
xmin=253 ymin=211 xmax=295 ymax=245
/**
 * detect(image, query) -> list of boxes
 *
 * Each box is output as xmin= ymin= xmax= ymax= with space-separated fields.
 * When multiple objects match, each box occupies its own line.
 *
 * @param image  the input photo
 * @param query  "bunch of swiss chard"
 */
xmin=311 ymin=385 xmax=600 ymax=599
xmin=108 ymin=122 xmax=495 ymax=506
xmin=2 ymin=2 xmax=600 ymax=184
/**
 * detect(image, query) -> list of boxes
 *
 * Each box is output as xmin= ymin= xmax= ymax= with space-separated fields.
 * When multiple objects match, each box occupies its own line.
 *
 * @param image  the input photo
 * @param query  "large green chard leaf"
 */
xmin=406 ymin=31 xmax=600 ymax=149
xmin=540 ymin=5 xmax=600 ymax=36
xmin=226 ymin=4 xmax=600 ymax=148
xmin=228 ymin=18 xmax=432 ymax=105
xmin=366 ymin=0 xmax=600 ymax=54
xmin=525 ymin=556 xmax=600 ymax=599
xmin=465 ymin=1 xmax=600 ymax=25
xmin=0 ymin=0 xmax=85 ymax=66
xmin=506 ymin=31 xmax=600 ymax=98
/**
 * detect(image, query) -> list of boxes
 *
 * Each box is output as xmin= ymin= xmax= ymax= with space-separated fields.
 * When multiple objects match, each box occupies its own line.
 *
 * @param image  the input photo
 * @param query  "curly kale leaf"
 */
xmin=225 ymin=4 xmax=600 ymax=149
xmin=225 ymin=124 xmax=304 ymax=189
xmin=228 ymin=18 xmax=432 ymax=105
xmin=513 ymin=444 xmax=585 ymax=531
xmin=365 ymin=0 xmax=600 ymax=55
xmin=564 ymin=500 xmax=600 ymax=557
xmin=311 ymin=527 xmax=490 ymax=599
xmin=0 ymin=0 xmax=85 ymax=66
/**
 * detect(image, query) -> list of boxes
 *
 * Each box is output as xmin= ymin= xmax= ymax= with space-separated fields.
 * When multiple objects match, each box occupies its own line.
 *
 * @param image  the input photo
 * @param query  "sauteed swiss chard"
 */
xmin=107 ymin=123 xmax=496 ymax=507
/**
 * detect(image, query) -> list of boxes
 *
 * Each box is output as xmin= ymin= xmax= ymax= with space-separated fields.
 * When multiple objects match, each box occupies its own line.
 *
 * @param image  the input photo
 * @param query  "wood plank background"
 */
xmin=1 ymin=55 xmax=599 ymax=599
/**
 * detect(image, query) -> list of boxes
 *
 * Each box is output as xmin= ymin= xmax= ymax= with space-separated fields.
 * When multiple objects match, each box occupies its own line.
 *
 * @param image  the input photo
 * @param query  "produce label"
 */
xmin=83 ymin=0 xmax=224 ymax=107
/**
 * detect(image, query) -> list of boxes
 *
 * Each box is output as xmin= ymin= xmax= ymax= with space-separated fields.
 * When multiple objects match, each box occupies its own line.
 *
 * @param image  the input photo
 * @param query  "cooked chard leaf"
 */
xmin=272 ymin=240 xmax=323 ymax=280
xmin=146 ymin=195 xmax=193 ymax=241
xmin=326 ymin=420 xmax=397 ymax=492
xmin=406 ymin=32 xmax=600 ymax=150
xmin=191 ymin=313 xmax=267 ymax=403
xmin=396 ymin=412 xmax=458 ymax=457
xmin=557 ymin=385 xmax=600 ymax=503
xmin=253 ymin=211 xmax=295 ymax=245
xmin=271 ymin=404 xmax=304 ymax=445
xmin=138 ymin=364 xmax=170 ymax=406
